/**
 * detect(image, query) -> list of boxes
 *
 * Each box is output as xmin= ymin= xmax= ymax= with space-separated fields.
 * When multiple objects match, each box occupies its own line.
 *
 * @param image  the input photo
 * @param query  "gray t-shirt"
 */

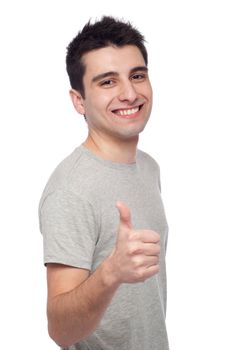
xmin=39 ymin=144 xmax=169 ymax=350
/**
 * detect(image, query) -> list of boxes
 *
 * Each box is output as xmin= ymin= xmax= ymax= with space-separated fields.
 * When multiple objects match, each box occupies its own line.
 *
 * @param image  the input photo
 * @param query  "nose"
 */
xmin=118 ymin=80 xmax=138 ymax=103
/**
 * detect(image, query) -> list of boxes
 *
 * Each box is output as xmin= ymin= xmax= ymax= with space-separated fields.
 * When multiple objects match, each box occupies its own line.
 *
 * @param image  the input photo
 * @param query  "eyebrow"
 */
xmin=92 ymin=66 xmax=148 ymax=83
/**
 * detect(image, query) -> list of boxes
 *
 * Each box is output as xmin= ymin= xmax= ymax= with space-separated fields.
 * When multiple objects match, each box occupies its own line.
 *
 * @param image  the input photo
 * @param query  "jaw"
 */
xmin=85 ymin=101 xmax=151 ymax=141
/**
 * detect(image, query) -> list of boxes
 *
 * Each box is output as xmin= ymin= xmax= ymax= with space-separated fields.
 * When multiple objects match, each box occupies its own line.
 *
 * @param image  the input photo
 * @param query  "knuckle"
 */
xmin=133 ymin=255 xmax=143 ymax=267
xmin=129 ymin=230 xmax=139 ymax=241
xmin=153 ymin=232 xmax=160 ymax=241
xmin=153 ymin=256 xmax=159 ymax=264
xmin=128 ymin=246 xmax=134 ymax=256
xmin=149 ymin=230 xmax=159 ymax=240
xmin=155 ymin=245 xmax=161 ymax=254
xmin=135 ymin=269 xmax=145 ymax=281
xmin=129 ymin=243 xmax=143 ymax=256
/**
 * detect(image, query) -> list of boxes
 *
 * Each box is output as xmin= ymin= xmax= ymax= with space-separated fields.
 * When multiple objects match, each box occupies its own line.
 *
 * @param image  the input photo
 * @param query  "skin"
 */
xmin=70 ymin=45 xmax=153 ymax=163
xmin=47 ymin=45 xmax=160 ymax=348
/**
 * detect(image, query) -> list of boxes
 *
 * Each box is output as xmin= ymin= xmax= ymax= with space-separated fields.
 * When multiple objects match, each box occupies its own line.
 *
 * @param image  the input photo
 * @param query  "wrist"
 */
xmin=100 ymin=256 xmax=121 ymax=290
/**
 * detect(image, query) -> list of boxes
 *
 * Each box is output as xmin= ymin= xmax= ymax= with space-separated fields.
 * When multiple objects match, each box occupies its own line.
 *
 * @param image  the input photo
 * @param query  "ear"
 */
xmin=69 ymin=89 xmax=85 ymax=115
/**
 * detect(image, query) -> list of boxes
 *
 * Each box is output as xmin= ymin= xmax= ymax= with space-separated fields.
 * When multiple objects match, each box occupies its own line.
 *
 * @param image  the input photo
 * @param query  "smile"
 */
xmin=112 ymin=104 xmax=143 ymax=117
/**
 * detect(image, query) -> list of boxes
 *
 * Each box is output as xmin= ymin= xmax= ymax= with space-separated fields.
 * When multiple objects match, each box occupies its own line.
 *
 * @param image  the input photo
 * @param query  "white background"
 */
xmin=0 ymin=0 xmax=231 ymax=349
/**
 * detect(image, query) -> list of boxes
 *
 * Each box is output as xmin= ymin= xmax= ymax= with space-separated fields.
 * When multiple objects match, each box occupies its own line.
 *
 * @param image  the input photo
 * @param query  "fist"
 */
xmin=108 ymin=201 xmax=160 ymax=284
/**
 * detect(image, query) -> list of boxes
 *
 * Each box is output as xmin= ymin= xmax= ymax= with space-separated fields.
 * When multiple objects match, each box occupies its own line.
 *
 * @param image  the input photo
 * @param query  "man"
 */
xmin=39 ymin=16 xmax=169 ymax=350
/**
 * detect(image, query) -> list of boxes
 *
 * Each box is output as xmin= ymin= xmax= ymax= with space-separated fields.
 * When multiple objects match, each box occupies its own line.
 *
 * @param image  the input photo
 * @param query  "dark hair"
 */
xmin=66 ymin=16 xmax=148 ymax=97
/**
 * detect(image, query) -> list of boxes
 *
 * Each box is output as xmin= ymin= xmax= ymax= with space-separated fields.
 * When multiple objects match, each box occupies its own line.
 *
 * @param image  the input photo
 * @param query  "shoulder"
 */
xmin=39 ymin=145 xmax=91 ymax=208
xmin=41 ymin=144 xmax=102 ymax=193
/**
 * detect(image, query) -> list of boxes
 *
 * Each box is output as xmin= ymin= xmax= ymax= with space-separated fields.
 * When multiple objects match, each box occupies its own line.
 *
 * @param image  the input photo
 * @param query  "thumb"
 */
xmin=116 ymin=201 xmax=133 ymax=229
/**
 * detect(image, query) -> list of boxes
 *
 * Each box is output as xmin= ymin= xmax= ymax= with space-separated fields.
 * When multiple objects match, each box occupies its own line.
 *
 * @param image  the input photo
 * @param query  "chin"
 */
xmin=116 ymin=126 xmax=146 ymax=140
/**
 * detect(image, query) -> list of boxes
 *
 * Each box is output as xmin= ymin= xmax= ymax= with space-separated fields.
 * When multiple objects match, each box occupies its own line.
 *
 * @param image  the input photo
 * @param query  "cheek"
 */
xmin=146 ymin=84 xmax=153 ymax=99
xmin=85 ymin=92 xmax=110 ymax=111
xmin=146 ymin=88 xmax=153 ymax=109
xmin=137 ymin=83 xmax=153 ymax=102
xmin=83 ymin=95 xmax=111 ymax=124
xmin=93 ymin=95 xmax=115 ymax=117
xmin=82 ymin=97 xmax=96 ymax=116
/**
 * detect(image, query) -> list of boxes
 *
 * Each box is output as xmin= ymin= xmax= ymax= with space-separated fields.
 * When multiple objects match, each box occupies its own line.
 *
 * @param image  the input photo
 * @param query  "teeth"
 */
xmin=115 ymin=107 xmax=139 ymax=116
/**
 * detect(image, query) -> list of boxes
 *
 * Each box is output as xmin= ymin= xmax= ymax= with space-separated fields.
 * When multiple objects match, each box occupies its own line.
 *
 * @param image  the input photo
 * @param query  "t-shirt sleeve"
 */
xmin=39 ymin=189 xmax=99 ymax=270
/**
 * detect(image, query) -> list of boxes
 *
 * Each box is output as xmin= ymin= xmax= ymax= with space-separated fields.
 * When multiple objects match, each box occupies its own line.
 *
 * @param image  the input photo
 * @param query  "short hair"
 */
xmin=66 ymin=16 xmax=148 ymax=98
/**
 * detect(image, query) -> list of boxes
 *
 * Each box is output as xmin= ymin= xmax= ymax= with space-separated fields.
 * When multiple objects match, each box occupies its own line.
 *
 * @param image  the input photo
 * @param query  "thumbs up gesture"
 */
xmin=108 ymin=201 xmax=160 ymax=284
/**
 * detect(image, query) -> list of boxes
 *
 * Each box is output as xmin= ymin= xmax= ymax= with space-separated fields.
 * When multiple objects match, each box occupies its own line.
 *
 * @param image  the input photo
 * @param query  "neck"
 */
xmin=83 ymin=132 xmax=139 ymax=164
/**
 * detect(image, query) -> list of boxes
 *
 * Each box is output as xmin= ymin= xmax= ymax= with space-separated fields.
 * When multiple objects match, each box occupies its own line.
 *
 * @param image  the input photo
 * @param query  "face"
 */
xmin=71 ymin=45 xmax=153 ymax=142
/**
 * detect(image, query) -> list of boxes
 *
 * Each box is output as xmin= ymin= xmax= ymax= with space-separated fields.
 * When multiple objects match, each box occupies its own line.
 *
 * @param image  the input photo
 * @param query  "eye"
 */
xmin=131 ymin=73 xmax=146 ymax=81
xmin=100 ymin=79 xmax=114 ymax=87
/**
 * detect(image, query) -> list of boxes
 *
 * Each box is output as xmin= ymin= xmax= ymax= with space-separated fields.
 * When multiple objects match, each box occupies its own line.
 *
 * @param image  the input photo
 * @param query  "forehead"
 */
xmin=82 ymin=45 xmax=146 ymax=80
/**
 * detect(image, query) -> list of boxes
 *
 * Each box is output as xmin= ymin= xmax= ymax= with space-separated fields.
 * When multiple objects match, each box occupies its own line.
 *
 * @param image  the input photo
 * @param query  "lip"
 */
xmin=111 ymin=104 xmax=144 ymax=119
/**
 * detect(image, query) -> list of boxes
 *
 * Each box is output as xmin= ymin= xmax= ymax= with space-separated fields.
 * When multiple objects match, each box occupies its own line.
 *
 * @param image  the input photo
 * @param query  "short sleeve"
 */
xmin=39 ymin=189 xmax=99 ymax=270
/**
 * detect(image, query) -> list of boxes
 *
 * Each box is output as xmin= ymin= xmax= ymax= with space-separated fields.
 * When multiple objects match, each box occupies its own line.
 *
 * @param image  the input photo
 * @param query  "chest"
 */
xmin=91 ymin=177 xmax=168 ymax=270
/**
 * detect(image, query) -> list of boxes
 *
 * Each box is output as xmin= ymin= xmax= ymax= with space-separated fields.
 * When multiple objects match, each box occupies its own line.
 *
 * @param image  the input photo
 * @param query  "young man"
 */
xmin=39 ymin=16 xmax=169 ymax=349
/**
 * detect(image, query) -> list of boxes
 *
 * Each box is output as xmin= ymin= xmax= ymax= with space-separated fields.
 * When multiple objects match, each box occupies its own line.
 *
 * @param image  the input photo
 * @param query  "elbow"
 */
xmin=47 ymin=304 xmax=74 ymax=347
xmin=48 ymin=320 xmax=87 ymax=348
xmin=48 ymin=321 xmax=72 ymax=348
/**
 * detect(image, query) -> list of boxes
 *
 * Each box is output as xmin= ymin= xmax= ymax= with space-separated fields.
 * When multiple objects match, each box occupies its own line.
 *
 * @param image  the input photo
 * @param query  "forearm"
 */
xmin=47 ymin=258 xmax=120 ymax=348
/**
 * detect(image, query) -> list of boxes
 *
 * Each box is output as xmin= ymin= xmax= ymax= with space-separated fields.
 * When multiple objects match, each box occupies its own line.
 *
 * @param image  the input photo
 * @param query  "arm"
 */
xmin=47 ymin=260 xmax=120 ymax=348
xmin=47 ymin=201 xmax=160 ymax=348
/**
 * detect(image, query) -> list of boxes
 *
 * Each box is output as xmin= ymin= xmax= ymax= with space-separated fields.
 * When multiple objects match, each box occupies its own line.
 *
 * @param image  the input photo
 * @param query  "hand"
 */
xmin=108 ymin=201 xmax=160 ymax=284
